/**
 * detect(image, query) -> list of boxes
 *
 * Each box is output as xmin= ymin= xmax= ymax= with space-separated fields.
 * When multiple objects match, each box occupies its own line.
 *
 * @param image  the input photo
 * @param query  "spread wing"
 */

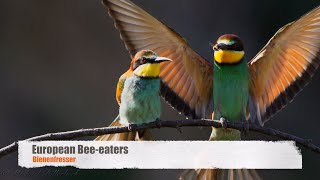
xmin=116 ymin=70 xmax=132 ymax=105
xmin=248 ymin=6 xmax=320 ymax=125
xmin=102 ymin=0 xmax=213 ymax=118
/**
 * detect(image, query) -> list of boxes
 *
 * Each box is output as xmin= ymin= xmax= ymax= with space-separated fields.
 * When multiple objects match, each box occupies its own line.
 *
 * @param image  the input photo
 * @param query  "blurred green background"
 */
xmin=0 ymin=0 xmax=319 ymax=179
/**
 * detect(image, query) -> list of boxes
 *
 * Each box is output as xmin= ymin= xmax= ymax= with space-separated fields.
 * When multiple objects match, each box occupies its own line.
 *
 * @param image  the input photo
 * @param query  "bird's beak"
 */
xmin=213 ymin=44 xmax=219 ymax=51
xmin=154 ymin=56 xmax=173 ymax=63
xmin=213 ymin=43 xmax=227 ymax=51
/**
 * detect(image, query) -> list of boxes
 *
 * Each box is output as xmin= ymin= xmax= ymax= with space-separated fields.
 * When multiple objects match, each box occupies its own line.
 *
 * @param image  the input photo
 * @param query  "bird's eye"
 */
xmin=141 ymin=58 xmax=147 ymax=64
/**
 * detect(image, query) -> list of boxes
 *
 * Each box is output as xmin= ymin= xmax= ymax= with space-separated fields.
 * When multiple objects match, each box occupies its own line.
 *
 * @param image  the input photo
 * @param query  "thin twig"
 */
xmin=0 ymin=119 xmax=319 ymax=159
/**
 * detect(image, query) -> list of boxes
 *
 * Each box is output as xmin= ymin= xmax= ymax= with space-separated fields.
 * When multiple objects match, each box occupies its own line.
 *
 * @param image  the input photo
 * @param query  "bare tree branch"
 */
xmin=0 ymin=119 xmax=319 ymax=159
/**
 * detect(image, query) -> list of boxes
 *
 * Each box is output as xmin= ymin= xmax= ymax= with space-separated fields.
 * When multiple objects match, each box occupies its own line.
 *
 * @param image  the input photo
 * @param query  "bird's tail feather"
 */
xmin=94 ymin=115 xmax=153 ymax=141
xmin=179 ymin=169 xmax=262 ymax=180
xmin=179 ymin=128 xmax=262 ymax=180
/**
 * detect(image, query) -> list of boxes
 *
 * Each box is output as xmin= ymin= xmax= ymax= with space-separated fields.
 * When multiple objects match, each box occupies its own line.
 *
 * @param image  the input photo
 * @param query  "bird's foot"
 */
xmin=242 ymin=120 xmax=250 ymax=136
xmin=128 ymin=123 xmax=138 ymax=131
xmin=220 ymin=117 xmax=227 ymax=128
xmin=155 ymin=118 xmax=162 ymax=128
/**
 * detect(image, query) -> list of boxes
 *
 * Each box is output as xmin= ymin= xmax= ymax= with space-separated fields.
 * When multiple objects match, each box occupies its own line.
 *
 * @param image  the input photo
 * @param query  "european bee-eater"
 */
xmin=179 ymin=35 xmax=261 ymax=180
xmin=102 ymin=0 xmax=320 ymax=179
xmin=95 ymin=50 xmax=172 ymax=141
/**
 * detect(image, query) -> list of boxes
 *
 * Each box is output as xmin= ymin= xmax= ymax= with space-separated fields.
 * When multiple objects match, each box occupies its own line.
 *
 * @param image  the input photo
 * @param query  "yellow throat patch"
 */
xmin=134 ymin=63 xmax=161 ymax=78
xmin=214 ymin=50 xmax=245 ymax=64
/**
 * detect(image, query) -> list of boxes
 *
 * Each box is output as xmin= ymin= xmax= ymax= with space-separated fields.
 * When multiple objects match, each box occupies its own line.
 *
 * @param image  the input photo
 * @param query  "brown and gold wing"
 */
xmin=102 ymin=0 xmax=213 ymax=118
xmin=116 ymin=70 xmax=132 ymax=105
xmin=248 ymin=6 xmax=320 ymax=126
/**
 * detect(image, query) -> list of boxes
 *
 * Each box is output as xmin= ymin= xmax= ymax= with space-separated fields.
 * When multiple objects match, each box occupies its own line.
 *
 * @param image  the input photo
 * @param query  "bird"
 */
xmin=101 ymin=0 xmax=320 ymax=179
xmin=95 ymin=50 xmax=172 ymax=141
xmin=179 ymin=34 xmax=261 ymax=180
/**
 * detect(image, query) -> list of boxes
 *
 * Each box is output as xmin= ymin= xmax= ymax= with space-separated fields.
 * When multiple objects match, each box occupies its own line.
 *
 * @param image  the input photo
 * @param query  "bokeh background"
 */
xmin=0 ymin=0 xmax=319 ymax=179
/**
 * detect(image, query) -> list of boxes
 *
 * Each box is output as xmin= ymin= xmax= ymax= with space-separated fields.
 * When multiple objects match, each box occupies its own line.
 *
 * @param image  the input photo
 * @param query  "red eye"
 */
xmin=141 ymin=58 xmax=147 ymax=64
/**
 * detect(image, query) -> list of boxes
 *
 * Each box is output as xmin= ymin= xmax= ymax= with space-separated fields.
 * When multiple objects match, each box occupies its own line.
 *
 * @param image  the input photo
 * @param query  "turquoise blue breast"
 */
xmin=119 ymin=75 xmax=161 ymax=125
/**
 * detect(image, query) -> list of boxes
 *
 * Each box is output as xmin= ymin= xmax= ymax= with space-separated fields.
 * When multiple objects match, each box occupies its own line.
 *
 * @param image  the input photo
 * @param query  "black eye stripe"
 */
xmin=223 ymin=43 xmax=243 ymax=51
xmin=132 ymin=57 xmax=156 ymax=70
xmin=132 ymin=60 xmax=141 ymax=70
xmin=141 ymin=58 xmax=148 ymax=64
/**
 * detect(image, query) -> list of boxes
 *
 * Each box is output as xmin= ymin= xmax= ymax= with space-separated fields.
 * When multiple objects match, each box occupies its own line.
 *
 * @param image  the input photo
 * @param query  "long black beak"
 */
xmin=154 ymin=56 xmax=173 ymax=63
